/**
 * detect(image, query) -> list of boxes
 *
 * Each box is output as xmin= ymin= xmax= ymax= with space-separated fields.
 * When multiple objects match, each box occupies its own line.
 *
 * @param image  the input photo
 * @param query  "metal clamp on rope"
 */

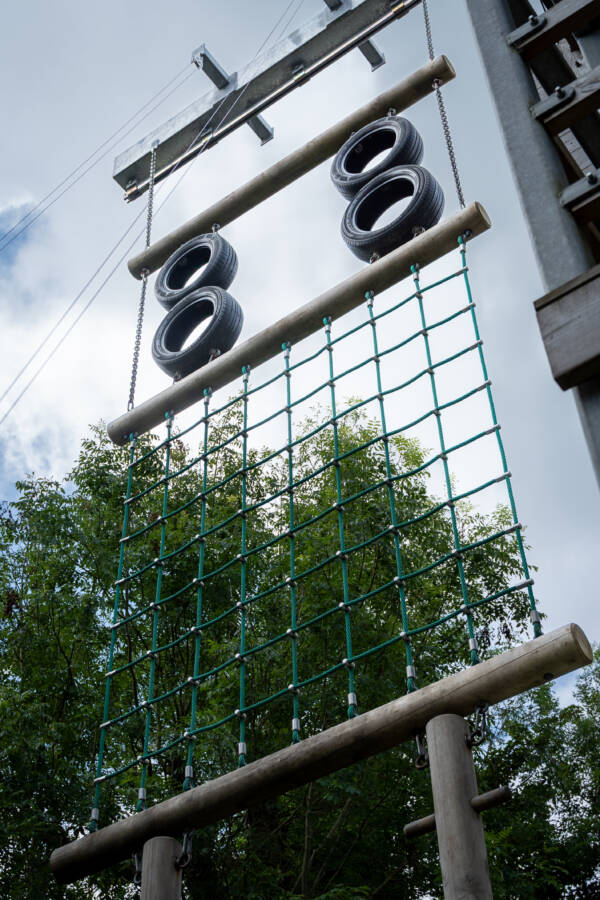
xmin=176 ymin=831 xmax=193 ymax=870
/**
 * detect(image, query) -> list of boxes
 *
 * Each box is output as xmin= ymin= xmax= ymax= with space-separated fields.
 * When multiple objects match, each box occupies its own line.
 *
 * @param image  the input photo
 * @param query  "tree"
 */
xmin=0 ymin=410 xmax=597 ymax=898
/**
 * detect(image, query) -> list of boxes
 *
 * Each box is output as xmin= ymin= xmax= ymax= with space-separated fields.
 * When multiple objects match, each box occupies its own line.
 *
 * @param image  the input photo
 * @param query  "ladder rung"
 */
xmin=507 ymin=0 xmax=600 ymax=62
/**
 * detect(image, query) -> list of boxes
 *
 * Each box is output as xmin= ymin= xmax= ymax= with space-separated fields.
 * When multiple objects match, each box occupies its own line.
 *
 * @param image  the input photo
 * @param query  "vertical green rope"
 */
xmin=458 ymin=237 xmax=542 ymax=638
xmin=237 ymin=368 xmax=250 ymax=766
xmin=324 ymin=317 xmax=358 ymax=718
xmin=284 ymin=343 xmax=301 ymax=743
xmin=90 ymin=433 xmax=137 ymax=831
xmin=183 ymin=389 xmax=212 ymax=790
xmin=412 ymin=265 xmax=480 ymax=666
xmin=365 ymin=293 xmax=418 ymax=693
xmin=137 ymin=411 xmax=173 ymax=811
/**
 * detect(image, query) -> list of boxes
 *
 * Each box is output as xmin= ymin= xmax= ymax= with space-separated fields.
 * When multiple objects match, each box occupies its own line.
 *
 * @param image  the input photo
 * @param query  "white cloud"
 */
xmin=0 ymin=0 xmax=597 ymax=649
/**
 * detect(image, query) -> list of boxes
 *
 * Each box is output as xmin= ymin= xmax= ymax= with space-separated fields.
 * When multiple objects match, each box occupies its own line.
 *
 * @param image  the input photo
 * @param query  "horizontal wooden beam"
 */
xmin=108 ymin=202 xmax=490 ymax=445
xmin=50 ymin=624 xmax=592 ymax=884
xmin=127 ymin=56 xmax=456 ymax=279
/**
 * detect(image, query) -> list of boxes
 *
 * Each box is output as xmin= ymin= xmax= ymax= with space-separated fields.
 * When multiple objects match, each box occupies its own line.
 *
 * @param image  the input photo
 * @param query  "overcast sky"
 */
xmin=0 ymin=0 xmax=597 ymax=687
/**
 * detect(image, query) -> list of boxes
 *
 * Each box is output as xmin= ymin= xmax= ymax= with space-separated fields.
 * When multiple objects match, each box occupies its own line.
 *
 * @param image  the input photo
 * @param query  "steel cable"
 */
xmin=0 ymin=0 xmax=306 ymax=426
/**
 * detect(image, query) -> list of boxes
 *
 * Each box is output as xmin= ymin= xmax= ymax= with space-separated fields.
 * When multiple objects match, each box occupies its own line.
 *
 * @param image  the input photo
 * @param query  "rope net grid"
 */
xmin=90 ymin=239 xmax=540 ymax=828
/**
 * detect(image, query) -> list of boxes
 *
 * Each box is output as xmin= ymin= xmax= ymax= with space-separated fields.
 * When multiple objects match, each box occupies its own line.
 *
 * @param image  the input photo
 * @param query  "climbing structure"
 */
xmin=49 ymin=2 xmax=594 ymax=896
xmin=90 ymin=238 xmax=540 ymax=827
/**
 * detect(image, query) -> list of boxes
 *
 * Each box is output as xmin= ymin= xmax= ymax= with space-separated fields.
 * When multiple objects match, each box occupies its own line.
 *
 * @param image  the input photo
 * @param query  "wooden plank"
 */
xmin=535 ymin=264 xmax=600 ymax=388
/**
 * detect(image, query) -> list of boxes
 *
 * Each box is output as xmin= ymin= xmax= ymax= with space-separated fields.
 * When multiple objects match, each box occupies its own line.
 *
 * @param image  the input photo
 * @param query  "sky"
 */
xmin=0 ymin=0 xmax=597 ymax=690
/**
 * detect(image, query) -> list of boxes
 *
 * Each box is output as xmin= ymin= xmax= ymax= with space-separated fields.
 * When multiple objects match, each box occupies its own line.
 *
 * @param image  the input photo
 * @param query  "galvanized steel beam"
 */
xmin=113 ymin=0 xmax=424 ymax=200
xmin=50 ymin=623 xmax=592 ymax=884
xmin=127 ymin=56 xmax=455 ymax=279
xmin=109 ymin=202 xmax=490 ymax=444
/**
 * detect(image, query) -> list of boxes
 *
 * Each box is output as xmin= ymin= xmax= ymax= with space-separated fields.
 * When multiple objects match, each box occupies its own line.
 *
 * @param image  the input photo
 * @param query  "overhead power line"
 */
xmin=0 ymin=0 xmax=307 ymax=427
xmin=0 ymin=65 xmax=194 ymax=255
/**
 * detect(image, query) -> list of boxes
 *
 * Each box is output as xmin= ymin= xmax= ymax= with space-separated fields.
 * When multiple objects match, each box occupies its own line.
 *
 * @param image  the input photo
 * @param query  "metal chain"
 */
xmin=422 ymin=0 xmax=466 ymax=209
xmin=127 ymin=141 xmax=158 ymax=411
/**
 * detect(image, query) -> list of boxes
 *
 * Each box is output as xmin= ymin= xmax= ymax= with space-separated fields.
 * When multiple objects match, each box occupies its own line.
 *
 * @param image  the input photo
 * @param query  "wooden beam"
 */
xmin=108 ymin=202 xmax=490 ymax=445
xmin=127 ymin=56 xmax=456 ymax=279
xmin=50 ymin=624 xmax=592 ymax=885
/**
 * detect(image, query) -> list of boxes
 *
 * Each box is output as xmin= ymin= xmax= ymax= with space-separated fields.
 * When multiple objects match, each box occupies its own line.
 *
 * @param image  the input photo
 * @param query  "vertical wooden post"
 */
xmin=426 ymin=714 xmax=493 ymax=900
xmin=140 ymin=836 xmax=183 ymax=900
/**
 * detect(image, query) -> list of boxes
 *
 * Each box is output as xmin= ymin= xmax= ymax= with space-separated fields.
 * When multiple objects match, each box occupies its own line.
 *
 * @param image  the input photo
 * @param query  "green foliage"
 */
xmin=0 ymin=413 xmax=598 ymax=898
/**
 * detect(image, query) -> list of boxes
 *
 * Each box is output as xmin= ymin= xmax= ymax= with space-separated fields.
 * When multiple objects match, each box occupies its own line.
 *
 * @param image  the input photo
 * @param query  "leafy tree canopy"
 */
xmin=0 ymin=409 xmax=597 ymax=898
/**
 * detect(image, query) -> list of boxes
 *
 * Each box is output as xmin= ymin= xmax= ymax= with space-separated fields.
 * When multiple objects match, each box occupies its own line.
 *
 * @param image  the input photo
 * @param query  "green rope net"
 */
xmin=89 ymin=239 xmax=540 ymax=829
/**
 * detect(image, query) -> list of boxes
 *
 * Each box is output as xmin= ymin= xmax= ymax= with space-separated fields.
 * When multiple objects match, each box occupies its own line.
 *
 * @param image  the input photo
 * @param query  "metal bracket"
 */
xmin=506 ymin=0 xmax=600 ymax=62
xmin=531 ymin=65 xmax=600 ymax=141
xmin=321 ymin=0 xmax=385 ymax=69
xmin=531 ymin=83 xmax=576 ymax=119
xmin=506 ymin=13 xmax=547 ymax=49
xmin=560 ymin=167 xmax=600 ymax=215
xmin=192 ymin=44 xmax=274 ymax=145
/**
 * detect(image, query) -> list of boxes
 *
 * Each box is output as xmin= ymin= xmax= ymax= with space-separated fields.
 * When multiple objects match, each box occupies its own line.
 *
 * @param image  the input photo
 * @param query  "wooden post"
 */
xmin=426 ymin=714 xmax=493 ymax=900
xmin=140 ymin=837 xmax=183 ymax=900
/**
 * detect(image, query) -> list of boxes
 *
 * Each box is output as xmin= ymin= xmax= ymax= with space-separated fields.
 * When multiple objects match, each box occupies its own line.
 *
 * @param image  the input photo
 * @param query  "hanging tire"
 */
xmin=330 ymin=116 xmax=424 ymax=201
xmin=340 ymin=165 xmax=444 ymax=262
xmin=152 ymin=286 xmax=244 ymax=380
xmin=154 ymin=233 xmax=238 ymax=310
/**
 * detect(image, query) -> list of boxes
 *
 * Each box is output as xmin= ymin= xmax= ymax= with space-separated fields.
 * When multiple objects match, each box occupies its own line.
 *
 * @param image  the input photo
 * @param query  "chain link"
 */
xmin=127 ymin=141 xmax=158 ymax=411
xmin=422 ymin=0 xmax=466 ymax=209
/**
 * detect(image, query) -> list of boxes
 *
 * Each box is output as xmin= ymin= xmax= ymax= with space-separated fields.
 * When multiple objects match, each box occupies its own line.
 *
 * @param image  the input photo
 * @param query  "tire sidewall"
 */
xmin=341 ymin=165 xmax=444 ymax=261
xmin=152 ymin=286 xmax=243 ymax=379
xmin=154 ymin=233 xmax=238 ymax=310
xmin=330 ymin=116 xmax=424 ymax=200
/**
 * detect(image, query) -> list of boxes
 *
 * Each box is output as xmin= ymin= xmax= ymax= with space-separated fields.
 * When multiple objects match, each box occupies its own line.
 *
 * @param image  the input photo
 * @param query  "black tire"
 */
xmin=154 ymin=233 xmax=238 ymax=310
xmin=330 ymin=116 xmax=424 ymax=200
xmin=152 ymin=286 xmax=243 ymax=380
xmin=341 ymin=165 xmax=444 ymax=262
